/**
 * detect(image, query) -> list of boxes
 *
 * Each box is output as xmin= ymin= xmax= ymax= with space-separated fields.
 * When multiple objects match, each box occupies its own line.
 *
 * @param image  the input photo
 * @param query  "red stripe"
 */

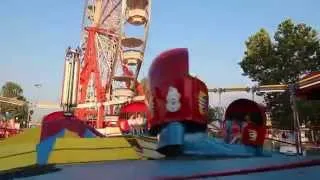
xmin=157 ymin=159 xmax=320 ymax=180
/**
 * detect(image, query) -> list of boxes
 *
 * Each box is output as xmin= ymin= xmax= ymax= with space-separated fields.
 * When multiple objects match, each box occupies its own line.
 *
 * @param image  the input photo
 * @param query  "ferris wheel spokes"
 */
xmin=111 ymin=0 xmax=151 ymax=102
xmin=67 ymin=0 xmax=151 ymax=128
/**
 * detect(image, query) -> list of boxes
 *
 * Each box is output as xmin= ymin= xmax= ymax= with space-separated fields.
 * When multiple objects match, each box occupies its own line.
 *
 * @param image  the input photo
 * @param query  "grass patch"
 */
xmin=53 ymin=137 xmax=132 ymax=149
xmin=0 ymin=128 xmax=41 ymax=146
xmin=0 ymin=128 xmax=140 ymax=172
xmin=49 ymin=137 xmax=140 ymax=164
xmin=0 ymin=128 xmax=41 ymax=171
xmin=49 ymin=148 xmax=138 ymax=164
xmin=0 ymin=127 xmax=78 ymax=146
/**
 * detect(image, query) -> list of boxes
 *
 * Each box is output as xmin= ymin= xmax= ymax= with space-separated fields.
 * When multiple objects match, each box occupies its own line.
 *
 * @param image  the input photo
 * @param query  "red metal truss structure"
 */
xmin=62 ymin=0 xmax=151 ymax=128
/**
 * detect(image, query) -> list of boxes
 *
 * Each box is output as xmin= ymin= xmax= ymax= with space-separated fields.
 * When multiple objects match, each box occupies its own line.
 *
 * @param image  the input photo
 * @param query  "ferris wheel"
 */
xmin=72 ymin=0 xmax=151 ymax=128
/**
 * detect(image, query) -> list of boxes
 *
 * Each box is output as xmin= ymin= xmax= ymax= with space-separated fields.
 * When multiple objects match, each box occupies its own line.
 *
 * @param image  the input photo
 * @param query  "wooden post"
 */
xmin=289 ymin=84 xmax=303 ymax=155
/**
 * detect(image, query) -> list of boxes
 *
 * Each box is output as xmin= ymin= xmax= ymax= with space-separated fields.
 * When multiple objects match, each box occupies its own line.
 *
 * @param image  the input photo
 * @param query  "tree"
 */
xmin=297 ymin=100 xmax=320 ymax=126
xmin=1 ymin=81 xmax=24 ymax=98
xmin=240 ymin=20 xmax=320 ymax=84
xmin=208 ymin=106 xmax=224 ymax=123
xmin=0 ymin=81 xmax=29 ymax=127
xmin=239 ymin=19 xmax=320 ymax=128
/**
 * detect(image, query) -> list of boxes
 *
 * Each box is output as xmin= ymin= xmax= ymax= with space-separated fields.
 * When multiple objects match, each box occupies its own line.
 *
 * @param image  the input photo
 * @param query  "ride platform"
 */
xmin=3 ymin=155 xmax=319 ymax=180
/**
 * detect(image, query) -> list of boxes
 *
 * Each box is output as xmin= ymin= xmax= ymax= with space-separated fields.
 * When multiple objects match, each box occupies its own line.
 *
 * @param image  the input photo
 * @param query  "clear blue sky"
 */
xmin=0 ymin=0 xmax=319 ymax=106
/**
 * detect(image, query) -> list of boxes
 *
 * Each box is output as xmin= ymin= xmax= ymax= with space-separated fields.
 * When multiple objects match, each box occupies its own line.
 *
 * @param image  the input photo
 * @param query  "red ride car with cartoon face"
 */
xmin=146 ymin=48 xmax=209 ymax=135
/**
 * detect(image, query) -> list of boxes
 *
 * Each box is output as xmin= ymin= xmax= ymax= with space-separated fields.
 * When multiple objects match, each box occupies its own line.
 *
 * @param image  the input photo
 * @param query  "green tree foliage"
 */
xmin=0 ymin=81 xmax=29 ymax=127
xmin=239 ymin=19 xmax=320 ymax=128
xmin=297 ymin=100 xmax=320 ymax=126
xmin=208 ymin=106 xmax=224 ymax=123
xmin=1 ymin=81 xmax=24 ymax=98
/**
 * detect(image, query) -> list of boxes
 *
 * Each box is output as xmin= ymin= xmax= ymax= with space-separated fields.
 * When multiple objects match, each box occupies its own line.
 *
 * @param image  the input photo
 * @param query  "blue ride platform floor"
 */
xmin=19 ymin=155 xmax=320 ymax=180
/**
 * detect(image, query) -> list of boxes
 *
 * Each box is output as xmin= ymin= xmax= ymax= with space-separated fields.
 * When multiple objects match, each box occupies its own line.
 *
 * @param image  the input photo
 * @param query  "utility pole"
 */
xmin=289 ymin=83 xmax=303 ymax=155
xmin=26 ymin=102 xmax=34 ymax=128
xmin=29 ymin=83 xmax=42 ymax=127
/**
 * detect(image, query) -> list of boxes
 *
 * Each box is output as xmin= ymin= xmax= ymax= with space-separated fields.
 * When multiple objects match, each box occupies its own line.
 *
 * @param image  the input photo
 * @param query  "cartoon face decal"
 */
xmin=198 ymin=91 xmax=208 ymax=115
xmin=248 ymin=129 xmax=258 ymax=141
xmin=166 ymin=86 xmax=181 ymax=112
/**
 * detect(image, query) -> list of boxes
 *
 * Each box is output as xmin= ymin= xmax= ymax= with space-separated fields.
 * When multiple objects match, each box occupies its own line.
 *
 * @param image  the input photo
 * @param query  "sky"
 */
xmin=0 ymin=0 xmax=320 ymax=119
